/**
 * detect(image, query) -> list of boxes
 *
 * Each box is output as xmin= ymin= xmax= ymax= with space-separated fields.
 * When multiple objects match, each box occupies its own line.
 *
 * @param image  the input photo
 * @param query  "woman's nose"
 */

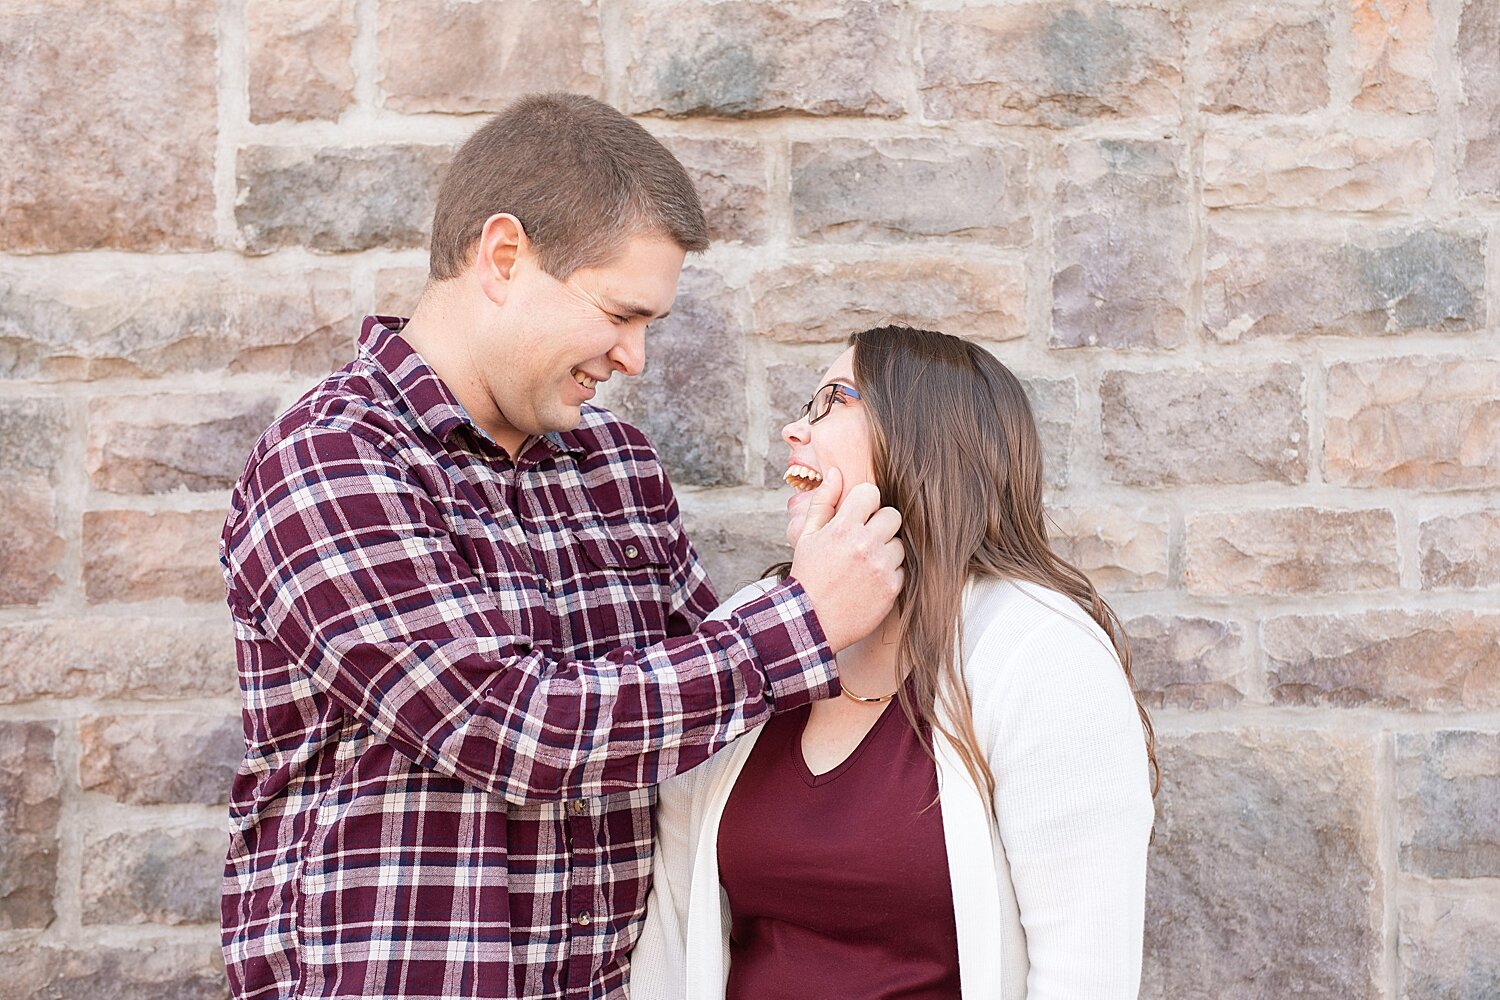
xmin=782 ymin=417 xmax=809 ymax=445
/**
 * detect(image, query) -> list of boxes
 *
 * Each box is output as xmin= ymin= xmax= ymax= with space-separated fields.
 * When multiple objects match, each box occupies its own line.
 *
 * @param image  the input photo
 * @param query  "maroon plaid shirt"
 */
xmin=220 ymin=317 xmax=837 ymax=1000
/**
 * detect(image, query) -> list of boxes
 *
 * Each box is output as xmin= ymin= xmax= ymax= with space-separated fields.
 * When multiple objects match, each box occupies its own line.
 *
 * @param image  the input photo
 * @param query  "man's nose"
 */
xmin=608 ymin=323 xmax=645 ymax=377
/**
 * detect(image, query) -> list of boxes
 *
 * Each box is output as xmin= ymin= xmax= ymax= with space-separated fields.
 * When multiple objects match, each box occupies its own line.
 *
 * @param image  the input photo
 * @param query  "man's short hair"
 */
xmin=429 ymin=93 xmax=708 ymax=281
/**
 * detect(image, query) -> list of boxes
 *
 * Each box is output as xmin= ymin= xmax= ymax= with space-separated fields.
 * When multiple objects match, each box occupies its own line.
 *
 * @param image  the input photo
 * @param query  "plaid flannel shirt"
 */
xmin=220 ymin=317 xmax=838 ymax=999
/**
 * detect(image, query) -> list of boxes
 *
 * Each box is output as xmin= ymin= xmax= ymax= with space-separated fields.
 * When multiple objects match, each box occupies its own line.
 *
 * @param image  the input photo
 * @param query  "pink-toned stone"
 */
xmin=656 ymin=135 xmax=770 ymax=245
xmin=247 ymin=0 xmax=355 ymax=122
xmin=1048 ymin=506 xmax=1169 ymax=592
xmin=0 ymin=721 xmax=60 ymax=929
xmin=0 ymin=939 xmax=227 ymax=1000
xmin=1183 ymin=507 xmax=1399 ymax=595
xmin=1203 ymin=130 xmax=1433 ymax=211
xmin=1458 ymin=0 xmax=1500 ymax=194
xmin=1421 ymin=509 xmax=1500 ymax=589
xmin=0 ymin=399 xmax=67 ymax=605
xmin=379 ymin=0 xmax=603 ymax=114
xmin=83 ymin=510 xmax=227 ymax=604
xmin=918 ymin=4 xmax=1184 ymax=126
xmin=1264 ymin=610 xmax=1500 ymax=709
xmin=0 ymin=265 xmax=354 ymax=381
xmin=80 ymin=713 xmax=242 ymax=806
xmin=1351 ymin=0 xmax=1437 ymax=113
xmin=1399 ymin=890 xmax=1500 ymax=997
xmin=752 ymin=259 xmax=1025 ymax=344
xmin=0 ymin=0 xmax=217 ymax=251
xmin=81 ymin=825 xmax=225 ymax=926
xmin=0 ymin=616 xmax=236 ymax=704
xmin=1125 ymin=616 xmax=1247 ymax=710
xmin=1324 ymin=357 xmax=1500 ymax=490
xmin=88 ymin=392 xmax=282 ymax=495
xmin=1201 ymin=14 xmax=1330 ymax=115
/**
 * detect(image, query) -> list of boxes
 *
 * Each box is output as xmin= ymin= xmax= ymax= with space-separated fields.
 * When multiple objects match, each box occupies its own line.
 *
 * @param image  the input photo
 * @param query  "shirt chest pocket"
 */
xmin=563 ymin=521 xmax=676 ymax=633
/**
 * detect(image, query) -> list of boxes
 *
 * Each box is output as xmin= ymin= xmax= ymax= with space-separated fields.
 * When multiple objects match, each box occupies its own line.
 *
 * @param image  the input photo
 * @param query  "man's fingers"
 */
xmin=798 ymin=466 xmax=843 ymax=539
xmin=865 ymin=505 xmax=902 ymax=544
xmin=828 ymin=481 xmax=882 ymax=527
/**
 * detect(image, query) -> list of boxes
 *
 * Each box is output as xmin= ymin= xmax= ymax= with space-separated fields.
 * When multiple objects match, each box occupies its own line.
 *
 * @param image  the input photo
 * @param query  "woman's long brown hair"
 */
xmin=796 ymin=326 xmax=1159 ymax=800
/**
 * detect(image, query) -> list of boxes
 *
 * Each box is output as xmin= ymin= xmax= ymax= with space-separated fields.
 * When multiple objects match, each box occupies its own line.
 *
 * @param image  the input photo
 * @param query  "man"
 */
xmin=220 ymin=93 xmax=902 ymax=1000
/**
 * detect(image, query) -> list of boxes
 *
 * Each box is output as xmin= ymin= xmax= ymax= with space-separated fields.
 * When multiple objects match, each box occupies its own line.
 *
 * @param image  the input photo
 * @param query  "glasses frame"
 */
xmin=798 ymin=382 xmax=862 ymax=425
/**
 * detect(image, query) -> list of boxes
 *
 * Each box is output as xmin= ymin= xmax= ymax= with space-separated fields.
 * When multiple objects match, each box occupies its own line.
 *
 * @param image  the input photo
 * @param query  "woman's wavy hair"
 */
xmin=787 ymin=326 xmax=1158 ymax=800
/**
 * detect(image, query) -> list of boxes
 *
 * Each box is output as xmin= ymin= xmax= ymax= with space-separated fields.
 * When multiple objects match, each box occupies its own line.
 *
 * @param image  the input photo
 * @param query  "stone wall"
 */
xmin=2 ymin=0 xmax=1496 ymax=997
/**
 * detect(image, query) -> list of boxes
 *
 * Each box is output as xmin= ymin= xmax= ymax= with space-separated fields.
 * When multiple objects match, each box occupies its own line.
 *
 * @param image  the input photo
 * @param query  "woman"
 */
xmin=632 ymin=326 xmax=1158 ymax=999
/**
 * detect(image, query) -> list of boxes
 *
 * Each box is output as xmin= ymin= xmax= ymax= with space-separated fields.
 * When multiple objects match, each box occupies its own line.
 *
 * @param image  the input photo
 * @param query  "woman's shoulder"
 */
xmin=961 ymin=577 xmax=1124 ymax=691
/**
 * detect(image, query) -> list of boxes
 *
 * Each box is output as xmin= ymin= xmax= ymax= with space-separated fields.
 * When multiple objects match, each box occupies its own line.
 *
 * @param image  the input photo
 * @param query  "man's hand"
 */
xmin=789 ymin=467 xmax=905 ymax=652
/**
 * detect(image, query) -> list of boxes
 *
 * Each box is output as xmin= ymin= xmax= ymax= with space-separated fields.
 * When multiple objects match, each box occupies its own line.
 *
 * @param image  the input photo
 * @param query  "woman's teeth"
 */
xmin=783 ymin=464 xmax=823 ymax=492
xmin=573 ymin=371 xmax=598 ymax=390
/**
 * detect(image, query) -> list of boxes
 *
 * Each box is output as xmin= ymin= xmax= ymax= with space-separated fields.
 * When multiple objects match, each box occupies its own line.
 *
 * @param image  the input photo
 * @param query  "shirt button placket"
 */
xmin=565 ymin=800 xmax=597 ymax=997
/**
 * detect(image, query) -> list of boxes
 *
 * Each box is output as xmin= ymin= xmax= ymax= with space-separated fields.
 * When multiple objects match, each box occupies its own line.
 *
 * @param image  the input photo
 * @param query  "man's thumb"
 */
xmin=799 ymin=467 xmax=842 ymax=539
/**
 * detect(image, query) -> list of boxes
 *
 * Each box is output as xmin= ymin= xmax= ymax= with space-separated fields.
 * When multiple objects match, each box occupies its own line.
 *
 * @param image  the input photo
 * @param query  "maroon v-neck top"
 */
xmin=716 ymin=699 xmax=962 ymax=1000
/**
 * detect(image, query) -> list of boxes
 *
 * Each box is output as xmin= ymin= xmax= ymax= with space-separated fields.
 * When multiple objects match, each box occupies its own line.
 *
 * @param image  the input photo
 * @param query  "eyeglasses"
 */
xmin=797 ymin=382 xmax=862 ymax=425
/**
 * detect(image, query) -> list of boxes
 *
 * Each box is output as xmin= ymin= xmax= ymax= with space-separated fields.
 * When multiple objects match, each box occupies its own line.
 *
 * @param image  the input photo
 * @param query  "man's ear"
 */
xmin=473 ymin=213 xmax=527 ymax=305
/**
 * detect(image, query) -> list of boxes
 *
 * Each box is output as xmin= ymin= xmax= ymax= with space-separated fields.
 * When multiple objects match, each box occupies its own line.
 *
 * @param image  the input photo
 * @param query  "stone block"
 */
xmin=0 ymin=399 xmax=67 ymax=605
xmin=1351 ymin=0 xmax=1436 ymax=114
xmin=657 ymin=135 xmax=770 ymax=245
xmin=1023 ymin=376 xmax=1076 ymax=490
xmin=791 ymin=139 xmax=1031 ymax=245
xmin=1397 ymin=730 xmax=1500 ymax=878
xmin=1124 ymin=616 xmax=1247 ymax=710
xmin=1324 ymin=357 xmax=1500 ymax=490
xmin=375 ymin=266 xmax=429 ymax=319
xmin=1421 ymin=510 xmax=1500 ymax=589
xmin=247 ymin=0 xmax=355 ymax=122
xmin=752 ymin=258 xmax=1025 ymax=345
xmin=0 ymin=265 xmax=354 ymax=381
xmin=81 ymin=825 xmax=225 ymax=925
xmin=83 ymin=510 xmax=227 ymax=604
xmin=80 ymin=713 xmax=242 ymax=807
xmin=1264 ymin=611 xmax=1500 ymax=710
xmin=1183 ymin=507 xmax=1399 ymax=596
xmin=680 ymin=505 xmax=789 ymax=598
xmin=0 ymin=721 xmax=60 ymax=929
xmin=236 ymin=146 xmax=449 ymax=255
xmin=762 ymin=362 xmax=827 ymax=489
xmin=1100 ymin=366 xmax=1307 ymax=486
xmin=1052 ymin=139 xmax=1191 ymax=349
xmin=1201 ymin=14 xmax=1330 ymax=115
xmin=88 ymin=392 xmax=282 ymax=495
xmin=0 ymin=939 xmax=227 ymax=1000
xmin=1048 ymin=506 xmax=1169 ymax=592
xmin=1203 ymin=130 xmax=1433 ymax=211
xmin=1459 ymin=0 xmax=1500 ymax=194
xmin=379 ymin=0 xmax=603 ymax=114
xmin=625 ymin=1 xmax=905 ymax=118
xmin=1204 ymin=226 xmax=1484 ymax=343
xmin=1142 ymin=731 xmax=1381 ymax=999
xmin=0 ymin=616 xmax=236 ymax=704
xmin=1399 ymin=890 xmax=1500 ymax=999
xmin=918 ymin=4 xmax=1183 ymax=126
xmin=606 ymin=268 xmax=746 ymax=487
xmin=0 ymin=0 xmax=216 ymax=251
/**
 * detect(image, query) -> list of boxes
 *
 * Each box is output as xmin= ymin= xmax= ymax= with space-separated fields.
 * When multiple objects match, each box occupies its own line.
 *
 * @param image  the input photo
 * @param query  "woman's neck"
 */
xmin=834 ymin=609 xmax=903 ymax=699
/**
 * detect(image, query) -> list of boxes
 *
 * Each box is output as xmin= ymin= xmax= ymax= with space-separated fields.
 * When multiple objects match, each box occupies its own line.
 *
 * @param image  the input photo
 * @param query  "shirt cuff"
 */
xmin=728 ymin=578 xmax=840 ymax=711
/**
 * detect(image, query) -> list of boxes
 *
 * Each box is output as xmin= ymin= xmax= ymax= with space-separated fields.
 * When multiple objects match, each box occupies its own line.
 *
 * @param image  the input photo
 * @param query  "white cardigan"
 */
xmin=631 ymin=575 xmax=1155 ymax=999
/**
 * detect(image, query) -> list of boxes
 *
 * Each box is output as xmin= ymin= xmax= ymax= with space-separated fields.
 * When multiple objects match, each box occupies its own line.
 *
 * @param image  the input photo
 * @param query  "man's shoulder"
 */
xmin=246 ymin=363 xmax=410 ymax=473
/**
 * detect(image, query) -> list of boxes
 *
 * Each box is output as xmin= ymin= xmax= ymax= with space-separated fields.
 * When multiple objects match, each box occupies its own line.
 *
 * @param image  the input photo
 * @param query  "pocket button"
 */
xmin=624 ymin=544 xmax=639 ymax=559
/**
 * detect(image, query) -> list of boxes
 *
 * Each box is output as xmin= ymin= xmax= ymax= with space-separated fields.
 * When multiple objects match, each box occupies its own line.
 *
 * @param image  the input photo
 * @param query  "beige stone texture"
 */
xmin=1264 ymin=610 xmax=1500 ymax=710
xmin=1397 ymin=730 xmax=1500 ymax=878
xmin=375 ymin=267 xmax=430 ymax=320
xmin=656 ymin=135 xmax=770 ymax=245
xmin=1203 ymin=225 xmax=1485 ymax=343
xmin=81 ymin=825 xmax=225 ymax=926
xmin=1183 ymin=507 xmax=1399 ymax=595
xmin=1124 ymin=615 xmax=1247 ymax=710
xmin=1100 ymin=366 xmax=1307 ymax=486
xmin=1051 ymin=139 xmax=1191 ymax=349
xmin=80 ymin=713 xmax=242 ymax=806
xmin=679 ymin=506 xmax=789 ymax=597
xmin=1142 ymin=731 xmax=1382 ymax=999
xmin=0 ymin=399 xmax=67 ymax=606
xmin=1399 ymin=890 xmax=1500 ymax=998
xmin=379 ymin=0 xmax=603 ymax=114
xmin=1351 ymin=0 xmax=1437 ymax=113
xmin=88 ymin=392 xmax=282 ymax=495
xmin=83 ymin=510 xmax=227 ymax=604
xmin=0 ymin=0 xmax=217 ymax=251
xmin=1324 ymin=357 xmax=1500 ymax=490
xmin=918 ymin=4 xmax=1183 ymax=126
xmin=237 ymin=146 xmax=450 ymax=254
xmin=0 ymin=940 xmax=227 ymax=1000
xmin=0 ymin=721 xmax=61 ymax=929
xmin=1458 ymin=0 xmax=1500 ymax=194
xmin=1024 ymin=376 xmax=1077 ymax=490
xmin=625 ymin=1 xmax=905 ymax=118
xmin=752 ymin=259 xmax=1026 ymax=344
xmin=247 ymin=0 xmax=355 ymax=122
xmin=790 ymin=139 xmax=1031 ymax=245
xmin=0 ymin=266 xmax=354 ymax=381
xmin=0 ymin=617 xmax=236 ymax=704
xmin=1203 ymin=130 xmax=1433 ymax=211
xmin=1421 ymin=509 xmax=1500 ymax=588
xmin=1048 ymin=506 xmax=1169 ymax=592
xmin=1201 ymin=14 xmax=1330 ymax=115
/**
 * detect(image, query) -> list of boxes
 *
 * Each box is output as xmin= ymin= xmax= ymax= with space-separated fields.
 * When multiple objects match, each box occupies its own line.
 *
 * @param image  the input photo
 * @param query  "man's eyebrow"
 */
xmin=606 ymin=299 xmax=670 ymax=320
